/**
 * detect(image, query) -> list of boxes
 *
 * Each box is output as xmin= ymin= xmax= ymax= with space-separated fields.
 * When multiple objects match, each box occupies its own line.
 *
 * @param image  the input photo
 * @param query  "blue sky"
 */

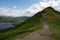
xmin=0 ymin=0 xmax=40 ymax=10
xmin=0 ymin=0 xmax=60 ymax=17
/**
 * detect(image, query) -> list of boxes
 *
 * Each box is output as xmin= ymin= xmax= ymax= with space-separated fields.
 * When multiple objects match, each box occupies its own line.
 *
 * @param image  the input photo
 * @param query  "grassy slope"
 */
xmin=42 ymin=7 xmax=60 ymax=40
xmin=0 ymin=11 xmax=43 ymax=40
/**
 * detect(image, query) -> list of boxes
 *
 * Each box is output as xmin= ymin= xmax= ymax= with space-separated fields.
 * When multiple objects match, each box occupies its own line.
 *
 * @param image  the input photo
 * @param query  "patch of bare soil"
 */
xmin=15 ymin=16 xmax=55 ymax=40
xmin=21 ymin=25 xmax=54 ymax=40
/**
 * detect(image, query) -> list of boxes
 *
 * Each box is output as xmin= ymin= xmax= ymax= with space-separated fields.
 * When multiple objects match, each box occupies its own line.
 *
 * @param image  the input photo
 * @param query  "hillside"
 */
xmin=41 ymin=7 xmax=60 ymax=40
xmin=0 ymin=8 xmax=43 ymax=40
xmin=0 ymin=7 xmax=60 ymax=40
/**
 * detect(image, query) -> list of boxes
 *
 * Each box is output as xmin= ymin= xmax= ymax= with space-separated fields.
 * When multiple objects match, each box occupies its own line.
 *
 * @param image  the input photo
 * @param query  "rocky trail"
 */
xmin=15 ymin=17 xmax=55 ymax=40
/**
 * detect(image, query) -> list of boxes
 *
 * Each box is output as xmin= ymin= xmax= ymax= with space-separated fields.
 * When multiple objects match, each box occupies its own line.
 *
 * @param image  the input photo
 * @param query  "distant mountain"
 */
xmin=0 ymin=16 xmax=30 ymax=24
xmin=0 ymin=7 xmax=60 ymax=40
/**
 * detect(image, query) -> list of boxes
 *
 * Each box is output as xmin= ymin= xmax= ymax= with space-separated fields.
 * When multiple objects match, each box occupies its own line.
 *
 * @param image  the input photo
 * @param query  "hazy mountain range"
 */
xmin=0 ymin=16 xmax=30 ymax=24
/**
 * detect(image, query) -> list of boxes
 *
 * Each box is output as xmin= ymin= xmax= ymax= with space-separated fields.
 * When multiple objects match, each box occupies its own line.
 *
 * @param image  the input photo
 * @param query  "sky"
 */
xmin=0 ymin=0 xmax=40 ymax=10
xmin=0 ymin=0 xmax=60 ymax=17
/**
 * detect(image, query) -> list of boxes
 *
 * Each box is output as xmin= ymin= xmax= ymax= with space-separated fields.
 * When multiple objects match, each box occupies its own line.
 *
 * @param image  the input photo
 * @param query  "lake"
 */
xmin=0 ymin=24 xmax=14 ymax=30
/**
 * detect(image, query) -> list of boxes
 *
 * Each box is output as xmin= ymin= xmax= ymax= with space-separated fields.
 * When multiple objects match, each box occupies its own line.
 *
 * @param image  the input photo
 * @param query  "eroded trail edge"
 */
xmin=16 ymin=17 xmax=55 ymax=40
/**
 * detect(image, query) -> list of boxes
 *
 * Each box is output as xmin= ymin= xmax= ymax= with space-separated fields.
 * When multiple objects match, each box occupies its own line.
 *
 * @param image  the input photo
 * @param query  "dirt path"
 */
xmin=21 ymin=25 xmax=54 ymax=40
xmin=15 ymin=17 xmax=55 ymax=40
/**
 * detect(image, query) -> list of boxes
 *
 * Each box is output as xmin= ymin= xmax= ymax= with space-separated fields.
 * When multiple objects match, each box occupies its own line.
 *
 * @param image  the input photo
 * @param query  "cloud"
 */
xmin=0 ymin=8 xmax=25 ymax=17
xmin=0 ymin=0 xmax=60 ymax=17
xmin=24 ymin=0 xmax=60 ymax=16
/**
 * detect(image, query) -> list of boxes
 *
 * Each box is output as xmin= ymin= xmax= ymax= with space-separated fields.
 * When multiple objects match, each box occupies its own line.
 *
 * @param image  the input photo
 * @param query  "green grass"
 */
xmin=6 ymin=21 xmax=42 ymax=40
xmin=44 ymin=7 xmax=60 ymax=40
xmin=48 ymin=19 xmax=60 ymax=40
xmin=41 ymin=7 xmax=60 ymax=40
xmin=0 ymin=11 xmax=42 ymax=40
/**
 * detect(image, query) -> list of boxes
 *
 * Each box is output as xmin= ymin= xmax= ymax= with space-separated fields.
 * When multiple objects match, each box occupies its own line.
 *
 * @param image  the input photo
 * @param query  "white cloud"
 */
xmin=0 ymin=8 xmax=25 ymax=17
xmin=25 ymin=0 xmax=60 ymax=16
xmin=0 ymin=0 xmax=60 ymax=17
